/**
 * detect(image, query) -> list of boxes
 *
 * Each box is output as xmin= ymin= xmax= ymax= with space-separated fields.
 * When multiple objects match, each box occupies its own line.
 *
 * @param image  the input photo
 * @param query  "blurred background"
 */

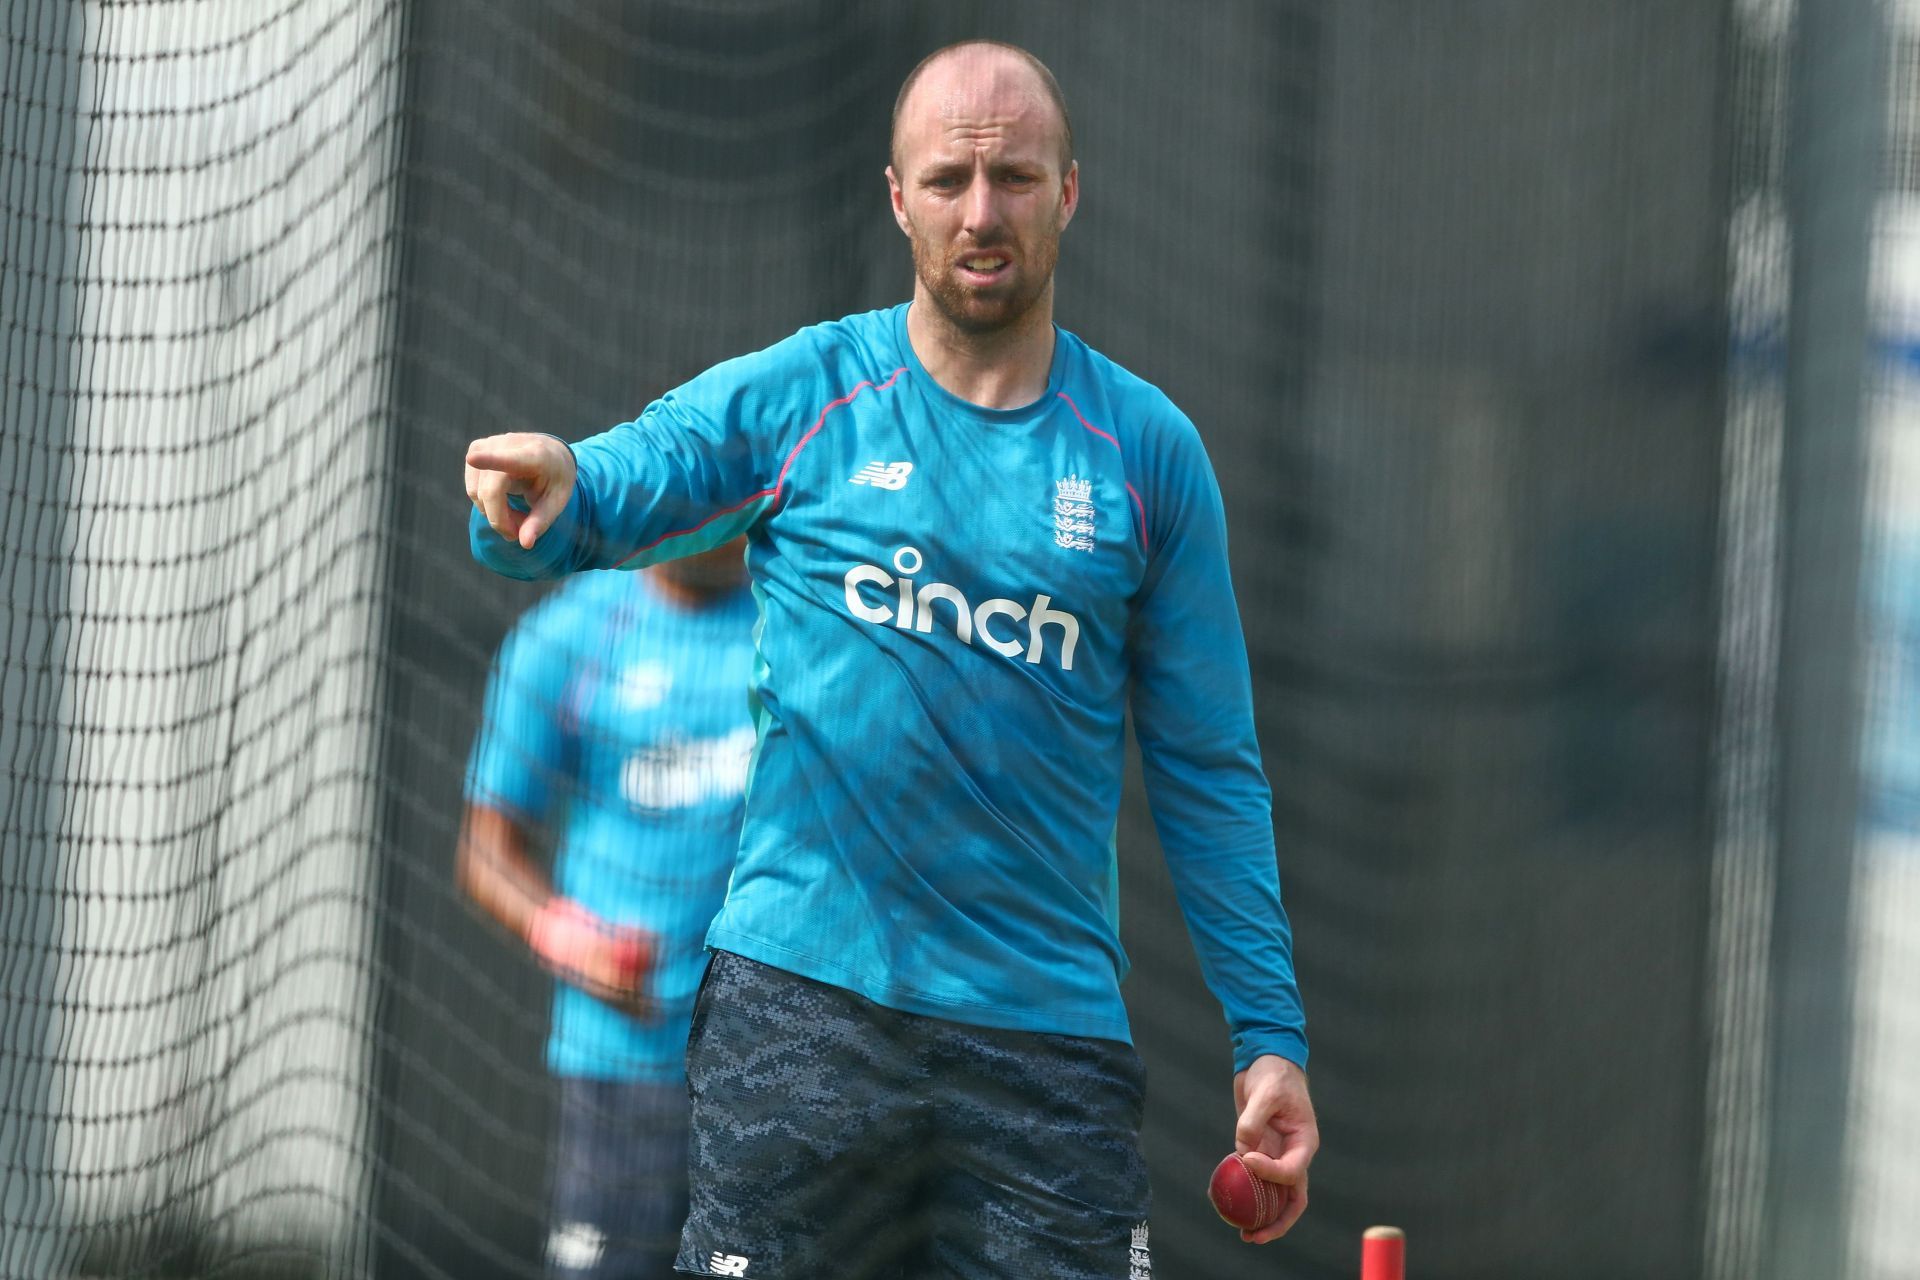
xmin=3 ymin=1 xmax=1916 ymax=1277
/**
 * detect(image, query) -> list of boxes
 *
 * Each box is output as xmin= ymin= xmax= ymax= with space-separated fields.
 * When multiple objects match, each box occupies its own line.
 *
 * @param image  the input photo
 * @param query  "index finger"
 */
xmin=464 ymin=434 xmax=540 ymax=476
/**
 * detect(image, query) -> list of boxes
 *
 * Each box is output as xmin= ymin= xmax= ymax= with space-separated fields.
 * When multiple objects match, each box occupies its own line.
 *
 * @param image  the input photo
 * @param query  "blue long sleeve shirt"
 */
xmin=470 ymin=303 xmax=1307 ymax=1071
xmin=466 ymin=572 xmax=757 ymax=1080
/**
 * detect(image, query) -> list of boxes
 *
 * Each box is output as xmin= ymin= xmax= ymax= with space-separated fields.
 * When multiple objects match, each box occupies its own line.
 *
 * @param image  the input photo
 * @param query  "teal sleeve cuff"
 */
xmin=468 ymin=482 xmax=590 ymax=580
xmin=1232 ymin=1028 xmax=1310 ymax=1075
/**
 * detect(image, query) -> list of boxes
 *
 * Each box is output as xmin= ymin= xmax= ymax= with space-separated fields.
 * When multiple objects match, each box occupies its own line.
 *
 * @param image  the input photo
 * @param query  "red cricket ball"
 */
xmin=1208 ymin=1153 xmax=1284 ymax=1231
xmin=607 ymin=930 xmax=650 ymax=985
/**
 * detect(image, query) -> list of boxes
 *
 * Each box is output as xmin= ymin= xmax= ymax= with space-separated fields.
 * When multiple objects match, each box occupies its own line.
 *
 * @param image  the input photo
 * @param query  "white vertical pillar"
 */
xmin=52 ymin=1 xmax=405 ymax=1268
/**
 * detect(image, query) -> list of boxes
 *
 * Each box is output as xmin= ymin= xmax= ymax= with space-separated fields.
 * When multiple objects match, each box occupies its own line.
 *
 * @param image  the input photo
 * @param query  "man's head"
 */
xmin=650 ymin=535 xmax=748 ymax=602
xmin=886 ymin=41 xmax=1078 ymax=337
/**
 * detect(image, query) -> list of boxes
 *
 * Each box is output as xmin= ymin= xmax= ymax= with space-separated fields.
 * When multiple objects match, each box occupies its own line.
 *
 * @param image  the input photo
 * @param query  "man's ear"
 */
xmin=886 ymin=165 xmax=913 ymax=238
xmin=1059 ymin=160 xmax=1080 ymax=231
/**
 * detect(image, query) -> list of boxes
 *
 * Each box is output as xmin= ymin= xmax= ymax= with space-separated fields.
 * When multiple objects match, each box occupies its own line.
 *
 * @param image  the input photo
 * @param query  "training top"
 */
xmin=466 ymin=570 xmax=757 ymax=1080
xmin=470 ymin=302 xmax=1307 ymax=1072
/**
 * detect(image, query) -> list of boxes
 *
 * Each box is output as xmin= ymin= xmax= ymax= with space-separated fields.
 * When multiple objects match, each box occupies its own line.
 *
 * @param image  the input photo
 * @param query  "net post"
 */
xmin=1764 ymin=0 xmax=1886 ymax=1276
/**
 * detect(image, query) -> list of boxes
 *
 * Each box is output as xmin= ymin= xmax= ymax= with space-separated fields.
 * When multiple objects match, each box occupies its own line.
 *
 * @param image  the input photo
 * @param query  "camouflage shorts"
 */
xmin=674 ymin=951 xmax=1151 ymax=1280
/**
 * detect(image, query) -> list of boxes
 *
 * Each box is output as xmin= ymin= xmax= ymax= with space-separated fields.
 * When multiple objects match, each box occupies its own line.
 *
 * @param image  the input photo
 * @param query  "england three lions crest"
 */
xmin=1053 ymin=474 xmax=1096 ymax=552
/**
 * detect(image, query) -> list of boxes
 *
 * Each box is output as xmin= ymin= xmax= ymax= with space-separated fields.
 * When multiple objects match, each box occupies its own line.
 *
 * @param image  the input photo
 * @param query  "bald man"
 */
xmin=465 ymin=40 xmax=1316 ymax=1279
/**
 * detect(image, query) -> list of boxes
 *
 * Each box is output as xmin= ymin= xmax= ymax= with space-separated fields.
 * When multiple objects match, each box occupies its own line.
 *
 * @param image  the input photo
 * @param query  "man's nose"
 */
xmin=961 ymin=173 xmax=1000 ymax=236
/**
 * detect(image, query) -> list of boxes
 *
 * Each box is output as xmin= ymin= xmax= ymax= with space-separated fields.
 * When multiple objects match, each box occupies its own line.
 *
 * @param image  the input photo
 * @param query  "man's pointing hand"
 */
xmin=465 ymin=433 xmax=577 ymax=550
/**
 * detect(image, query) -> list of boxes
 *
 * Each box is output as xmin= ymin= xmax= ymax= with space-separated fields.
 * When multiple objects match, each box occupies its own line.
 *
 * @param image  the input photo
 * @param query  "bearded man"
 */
xmin=464 ymin=40 xmax=1317 ymax=1280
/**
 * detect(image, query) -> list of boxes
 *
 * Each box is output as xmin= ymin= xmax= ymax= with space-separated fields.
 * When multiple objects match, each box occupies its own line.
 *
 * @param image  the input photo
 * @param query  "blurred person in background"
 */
xmin=464 ymin=39 xmax=1314 ymax=1279
xmin=459 ymin=538 xmax=754 ymax=1280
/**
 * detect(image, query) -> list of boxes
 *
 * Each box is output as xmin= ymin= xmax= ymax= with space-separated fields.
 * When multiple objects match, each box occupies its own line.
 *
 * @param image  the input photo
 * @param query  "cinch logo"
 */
xmin=843 ymin=546 xmax=1081 ymax=671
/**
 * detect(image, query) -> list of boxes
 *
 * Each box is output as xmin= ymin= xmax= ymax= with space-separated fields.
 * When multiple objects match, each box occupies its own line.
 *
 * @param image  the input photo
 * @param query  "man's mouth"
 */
xmin=956 ymin=253 xmax=1011 ymax=281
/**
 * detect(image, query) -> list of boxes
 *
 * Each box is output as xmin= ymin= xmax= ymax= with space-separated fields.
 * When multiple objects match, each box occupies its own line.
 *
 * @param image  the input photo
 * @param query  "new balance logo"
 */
xmin=546 ymin=1223 xmax=605 ymax=1272
xmin=708 ymin=1253 xmax=750 ymax=1277
xmin=849 ymin=460 xmax=913 ymax=490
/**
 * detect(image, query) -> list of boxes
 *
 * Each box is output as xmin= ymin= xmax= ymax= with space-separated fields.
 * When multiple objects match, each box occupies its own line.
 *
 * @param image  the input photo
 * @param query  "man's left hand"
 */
xmin=1232 ymin=1054 xmax=1318 ymax=1243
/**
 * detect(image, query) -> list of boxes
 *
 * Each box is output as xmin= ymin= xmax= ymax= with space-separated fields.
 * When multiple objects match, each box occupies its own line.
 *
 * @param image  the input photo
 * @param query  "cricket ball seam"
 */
xmin=1209 ymin=1153 xmax=1281 ymax=1231
xmin=1245 ymin=1155 xmax=1274 ymax=1227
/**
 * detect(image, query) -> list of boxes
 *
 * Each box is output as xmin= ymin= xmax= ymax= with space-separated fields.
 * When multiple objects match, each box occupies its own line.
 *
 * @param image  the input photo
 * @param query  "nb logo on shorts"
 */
xmin=849 ymin=460 xmax=913 ymax=490
xmin=708 ymin=1252 xmax=751 ymax=1277
xmin=546 ymin=1222 xmax=605 ymax=1272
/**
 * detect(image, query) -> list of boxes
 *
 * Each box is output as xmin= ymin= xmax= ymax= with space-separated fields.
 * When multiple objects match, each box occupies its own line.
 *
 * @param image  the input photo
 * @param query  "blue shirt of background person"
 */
xmin=460 ymin=543 xmax=756 ymax=1080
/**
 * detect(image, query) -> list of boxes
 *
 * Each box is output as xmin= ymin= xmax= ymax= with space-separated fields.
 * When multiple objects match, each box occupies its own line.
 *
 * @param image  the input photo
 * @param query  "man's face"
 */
xmin=887 ymin=54 xmax=1078 ymax=335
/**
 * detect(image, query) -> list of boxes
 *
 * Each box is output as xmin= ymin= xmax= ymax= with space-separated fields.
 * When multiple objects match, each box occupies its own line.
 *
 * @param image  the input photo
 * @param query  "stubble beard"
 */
xmin=912 ymin=220 xmax=1060 ymax=339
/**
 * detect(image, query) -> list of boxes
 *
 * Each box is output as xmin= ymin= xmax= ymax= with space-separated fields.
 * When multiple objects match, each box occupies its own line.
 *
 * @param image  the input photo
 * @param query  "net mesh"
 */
xmin=3 ymin=2 xmax=1916 ymax=1279
xmin=5 ymin=2 xmax=400 ymax=1277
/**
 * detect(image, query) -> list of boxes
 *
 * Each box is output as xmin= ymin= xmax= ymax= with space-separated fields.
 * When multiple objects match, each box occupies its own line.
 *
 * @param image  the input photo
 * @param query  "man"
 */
xmin=465 ymin=40 xmax=1316 ymax=1279
xmin=460 ymin=541 xmax=756 ymax=1279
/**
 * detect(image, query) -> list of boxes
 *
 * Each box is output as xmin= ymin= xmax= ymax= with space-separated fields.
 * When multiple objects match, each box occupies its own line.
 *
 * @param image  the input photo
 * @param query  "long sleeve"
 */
xmin=1128 ymin=418 xmax=1307 ymax=1073
xmin=470 ymin=338 xmax=819 ymax=580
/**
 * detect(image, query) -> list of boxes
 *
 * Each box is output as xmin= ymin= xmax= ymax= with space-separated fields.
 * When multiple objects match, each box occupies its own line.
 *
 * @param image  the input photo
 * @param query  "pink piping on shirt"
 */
xmin=614 ymin=366 xmax=907 ymax=566
xmin=1056 ymin=390 xmax=1149 ymax=556
xmin=774 ymin=366 xmax=907 ymax=501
